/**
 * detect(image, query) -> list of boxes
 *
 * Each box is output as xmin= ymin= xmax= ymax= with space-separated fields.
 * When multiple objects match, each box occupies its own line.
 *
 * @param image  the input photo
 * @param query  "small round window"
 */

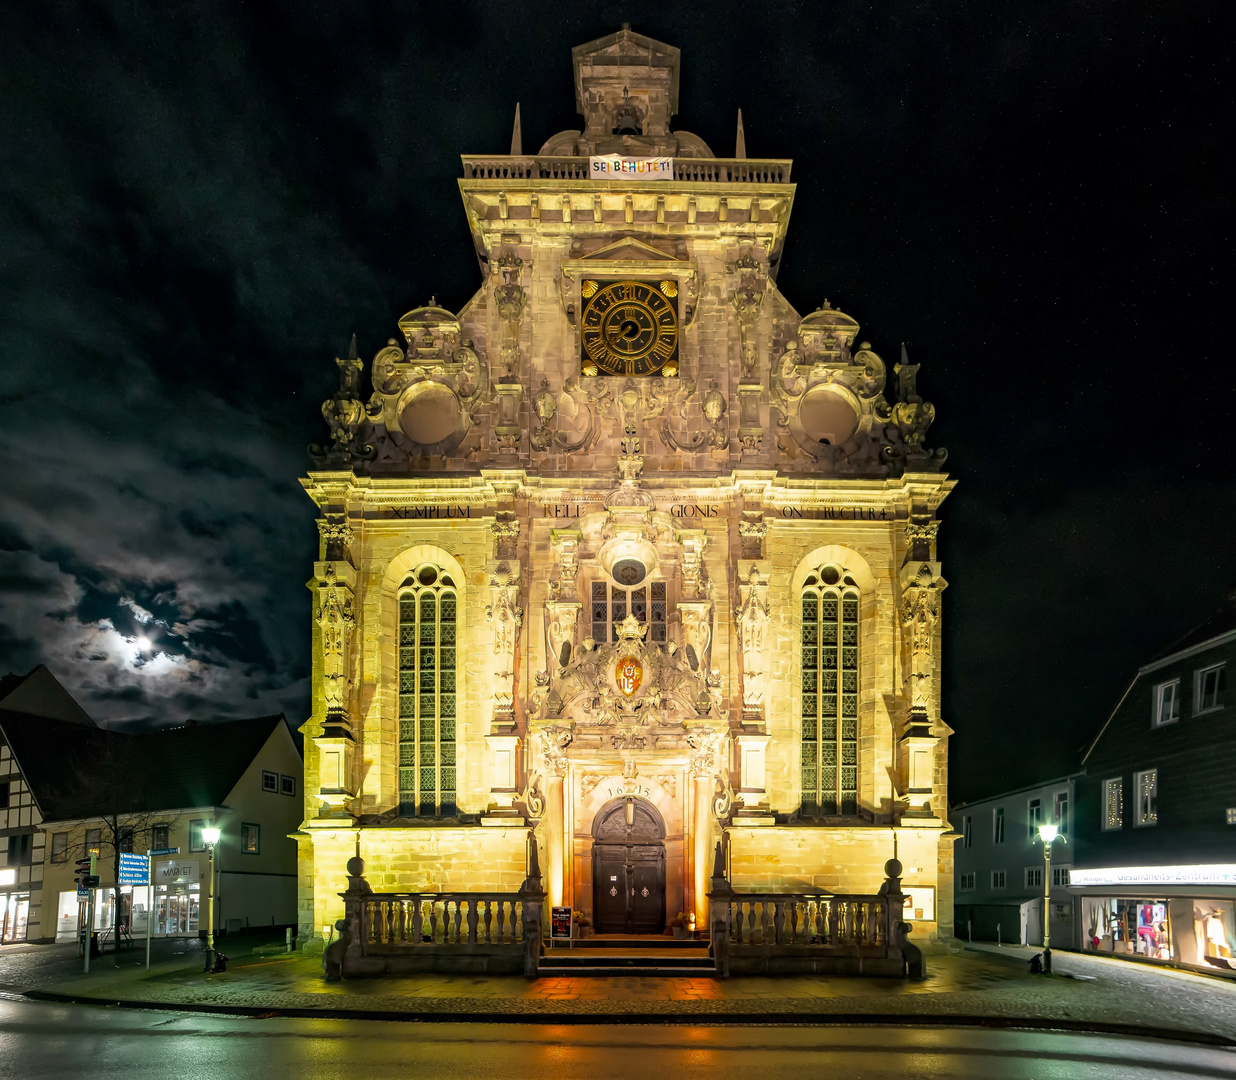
xmin=611 ymin=558 xmax=646 ymax=586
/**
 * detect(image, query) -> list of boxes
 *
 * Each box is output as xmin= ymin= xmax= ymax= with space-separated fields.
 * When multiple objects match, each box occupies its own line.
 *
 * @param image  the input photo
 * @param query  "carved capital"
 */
xmin=738 ymin=512 xmax=766 ymax=559
xmin=536 ymin=725 xmax=573 ymax=778
xmin=317 ymin=516 xmax=354 ymax=561
xmin=492 ymin=513 xmax=520 ymax=559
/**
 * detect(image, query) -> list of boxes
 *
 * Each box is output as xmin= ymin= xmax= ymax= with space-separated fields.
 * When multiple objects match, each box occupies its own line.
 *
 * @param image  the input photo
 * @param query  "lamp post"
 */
xmin=202 ymin=825 xmax=220 ymax=973
xmin=1037 ymin=822 xmax=1065 ymax=974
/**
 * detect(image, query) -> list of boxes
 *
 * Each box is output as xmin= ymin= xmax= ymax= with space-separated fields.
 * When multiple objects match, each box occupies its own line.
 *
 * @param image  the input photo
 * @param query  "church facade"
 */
xmin=298 ymin=28 xmax=955 ymax=944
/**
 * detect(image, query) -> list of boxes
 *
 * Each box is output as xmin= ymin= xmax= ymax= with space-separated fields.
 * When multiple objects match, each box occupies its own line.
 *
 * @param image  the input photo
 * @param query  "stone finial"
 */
xmin=510 ymin=102 xmax=523 ymax=156
xmin=735 ymin=108 xmax=746 ymax=159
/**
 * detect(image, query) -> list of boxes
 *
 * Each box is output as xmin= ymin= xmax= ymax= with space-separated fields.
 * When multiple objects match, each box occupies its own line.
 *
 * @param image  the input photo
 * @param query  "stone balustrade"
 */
xmin=461 ymin=156 xmax=792 ymax=184
xmin=709 ymin=849 xmax=924 ymax=979
xmin=325 ymin=852 xmax=545 ymax=978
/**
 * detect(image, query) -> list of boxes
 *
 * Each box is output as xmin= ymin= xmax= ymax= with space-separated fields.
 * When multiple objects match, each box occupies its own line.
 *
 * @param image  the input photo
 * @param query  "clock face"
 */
xmin=580 ymin=279 xmax=679 ymax=377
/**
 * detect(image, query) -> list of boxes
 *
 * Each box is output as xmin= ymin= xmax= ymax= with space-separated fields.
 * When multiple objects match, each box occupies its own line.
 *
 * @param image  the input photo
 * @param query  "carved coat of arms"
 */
xmin=615 ymin=655 xmax=643 ymax=697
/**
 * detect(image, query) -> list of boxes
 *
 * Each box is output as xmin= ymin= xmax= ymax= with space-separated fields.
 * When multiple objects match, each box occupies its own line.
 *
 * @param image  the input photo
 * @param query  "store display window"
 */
xmin=1193 ymin=901 xmax=1235 ymax=970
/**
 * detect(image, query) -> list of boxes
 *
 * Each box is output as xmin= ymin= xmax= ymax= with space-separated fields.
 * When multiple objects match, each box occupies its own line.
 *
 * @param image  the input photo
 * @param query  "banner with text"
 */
xmin=589 ymin=155 xmax=673 ymax=180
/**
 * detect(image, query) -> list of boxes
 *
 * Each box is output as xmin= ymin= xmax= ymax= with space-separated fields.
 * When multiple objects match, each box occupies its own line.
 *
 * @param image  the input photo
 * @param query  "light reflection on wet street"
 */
xmin=1 ymin=999 xmax=1235 ymax=1080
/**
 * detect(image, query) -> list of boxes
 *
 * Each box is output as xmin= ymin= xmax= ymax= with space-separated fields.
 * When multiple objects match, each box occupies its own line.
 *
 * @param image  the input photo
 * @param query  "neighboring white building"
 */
xmin=953 ymin=775 xmax=1077 ymax=946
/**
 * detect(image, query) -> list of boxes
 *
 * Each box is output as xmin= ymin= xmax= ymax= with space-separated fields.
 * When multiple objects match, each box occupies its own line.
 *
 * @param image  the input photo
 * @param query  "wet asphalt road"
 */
xmin=1 ymin=998 xmax=1234 ymax=1080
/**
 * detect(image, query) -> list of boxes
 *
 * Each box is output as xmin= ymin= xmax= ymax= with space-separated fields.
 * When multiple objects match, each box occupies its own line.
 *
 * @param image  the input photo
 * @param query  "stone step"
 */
xmin=539 ymin=963 xmax=717 ymax=978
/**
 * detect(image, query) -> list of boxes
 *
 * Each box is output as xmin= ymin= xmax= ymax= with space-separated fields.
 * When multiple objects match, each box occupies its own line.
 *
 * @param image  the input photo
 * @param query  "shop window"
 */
xmin=1194 ymin=900 xmax=1235 ymax=968
xmin=799 ymin=565 xmax=860 ymax=816
xmin=1027 ymin=798 xmax=1042 ymax=838
xmin=6 ymin=833 xmax=31 ymax=865
xmin=151 ymin=825 xmax=170 ymax=851
xmin=1025 ymin=866 xmax=1043 ymax=889
xmin=991 ymin=870 xmax=1006 ymax=890
xmin=1195 ymin=664 xmax=1226 ymax=714
xmin=1053 ymin=790 xmax=1069 ymax=835
xmin=1152 ymin=679 xmax=1179 ymax=727
xmin=993 ymin=807 xmax=1005 ymax=844
xmin=262 ymin=770 xmax=277 ymax=793
xmin=50 ymin=832 xmax=68 ymax=863
xmin=240 ymin=823 xmax=259 ymax=855
xmin=959 ymin=872 xmax=975 ymax=891
xmin=962 ymin=815 xmax=972 ymax=848
xmin=398 ymin=562 xmax=458 ymax=817
xmin=1135 ymin=769 xmax=1158 ymax=826
xmin=1052 ymin=866 xmax=1070 ymax=887
xmin=1102 ymin=778 xmax=1123 ymax=830
xmin=188 ymin=819 xmax=206 ymax=853
xmin=280 ymin=775 xmax=296 ymax=796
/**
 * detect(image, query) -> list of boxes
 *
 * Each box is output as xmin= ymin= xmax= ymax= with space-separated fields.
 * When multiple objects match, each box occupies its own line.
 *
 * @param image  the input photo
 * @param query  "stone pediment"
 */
xmin=581 ymin=238 xmax=682 ymax=263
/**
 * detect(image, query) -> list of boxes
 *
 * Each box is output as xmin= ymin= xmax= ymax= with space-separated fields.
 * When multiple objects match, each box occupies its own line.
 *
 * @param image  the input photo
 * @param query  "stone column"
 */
xmin=687 ymin=727 xmax=723 ymax=930
xmin=536 ymin=726 xmax=572 ymax=909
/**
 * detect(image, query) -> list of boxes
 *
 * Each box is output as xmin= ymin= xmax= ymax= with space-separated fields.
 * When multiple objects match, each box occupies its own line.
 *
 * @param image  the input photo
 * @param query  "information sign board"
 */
xmin=149 ymin=847 xmax=180 ymax=857
xmin=118 ymin=852 xmax=150 ymax=886
xmin=550 ymin=906 xmax=573 ymax=939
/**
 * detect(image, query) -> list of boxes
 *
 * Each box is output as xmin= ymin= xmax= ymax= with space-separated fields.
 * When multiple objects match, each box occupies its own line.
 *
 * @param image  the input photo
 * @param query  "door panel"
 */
xmin=592 ymin=843 xmax=665 ymax=934
xmin=593 ymin=847 xmax=629 ymax=934
xmin=629 ymin=859 xmax=664 ymax=934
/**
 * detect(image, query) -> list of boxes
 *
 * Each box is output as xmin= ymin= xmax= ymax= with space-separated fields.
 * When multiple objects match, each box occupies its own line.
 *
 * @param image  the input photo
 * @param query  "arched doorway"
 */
xmin=591 ymin=797 xmax=666 ymax=934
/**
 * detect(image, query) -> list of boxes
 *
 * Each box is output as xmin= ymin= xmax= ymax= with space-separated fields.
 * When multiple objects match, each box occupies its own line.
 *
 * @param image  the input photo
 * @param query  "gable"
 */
xmin=581 ymin=238 xmax=681 ymax=263
xmin=0 ymin=666 xmax=95 ymax=726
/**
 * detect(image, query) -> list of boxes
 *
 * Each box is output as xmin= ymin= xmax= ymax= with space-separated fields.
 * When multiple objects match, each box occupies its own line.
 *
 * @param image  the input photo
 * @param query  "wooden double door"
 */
xmin=592 ymin=842 xmax=666 ymax=935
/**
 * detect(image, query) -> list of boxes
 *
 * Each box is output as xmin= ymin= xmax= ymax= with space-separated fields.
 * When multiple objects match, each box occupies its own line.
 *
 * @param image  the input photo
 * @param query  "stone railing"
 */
xmin=461 ymin=156 xmax=792 ymax=184
xmin=325 ymin=853 xmax=545 ymax=978
xmin=709 ymin=849 xmax=924 ymax=979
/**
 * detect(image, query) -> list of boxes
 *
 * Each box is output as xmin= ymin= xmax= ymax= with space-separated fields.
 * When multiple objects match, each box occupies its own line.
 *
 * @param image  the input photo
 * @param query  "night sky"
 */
xmin=1 ymin=2 xmax=1231 ymax=802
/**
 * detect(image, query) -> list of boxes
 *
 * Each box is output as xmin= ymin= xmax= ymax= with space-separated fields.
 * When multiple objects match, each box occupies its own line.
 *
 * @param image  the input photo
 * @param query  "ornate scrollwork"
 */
xmin=310 ymin=337 xmax=375 ymax=466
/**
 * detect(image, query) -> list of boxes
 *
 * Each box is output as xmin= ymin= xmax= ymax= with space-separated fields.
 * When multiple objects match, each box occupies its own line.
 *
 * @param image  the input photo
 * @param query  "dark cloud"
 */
xmin=0 ymin=1 xmax=1231 ymax=794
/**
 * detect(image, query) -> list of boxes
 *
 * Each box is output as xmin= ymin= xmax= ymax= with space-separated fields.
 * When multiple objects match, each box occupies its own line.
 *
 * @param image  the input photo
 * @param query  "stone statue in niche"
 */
xmin=487 ymin=562 xmax=523 ymax=713
xmin=734 ymin=564 xmax=770 ymax=712
xmin=902 ymin=564 xmax=942 ymax=716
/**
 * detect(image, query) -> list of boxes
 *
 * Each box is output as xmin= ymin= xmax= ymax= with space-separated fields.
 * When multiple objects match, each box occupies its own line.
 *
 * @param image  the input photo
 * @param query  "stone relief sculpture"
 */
xmin=487 ymin=562 xmax=523 ymax=713
xmin=310 ymin=336 xmax=374 ymax=467
xmin=901 ymin=562 xmax=945 ymax=718
xmin=315 ymin=563 xmax=355 ymax=729
xmin=734 ymin=564 xmax=770 ymax=714
xmin=728 ymin=251 xmax=767 ymax=379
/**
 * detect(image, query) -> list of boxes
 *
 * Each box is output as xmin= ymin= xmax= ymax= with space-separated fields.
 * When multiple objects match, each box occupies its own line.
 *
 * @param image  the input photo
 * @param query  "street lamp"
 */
xmin=1037 ymin=822 xmax=1065 ymax=974
xmin=202 ymin=825 xmax=221 ymax=973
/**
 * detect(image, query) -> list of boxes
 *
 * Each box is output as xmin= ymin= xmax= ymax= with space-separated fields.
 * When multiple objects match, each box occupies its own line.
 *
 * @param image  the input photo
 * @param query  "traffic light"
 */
xmin=74 ymin=854 xmax=99 ymax=890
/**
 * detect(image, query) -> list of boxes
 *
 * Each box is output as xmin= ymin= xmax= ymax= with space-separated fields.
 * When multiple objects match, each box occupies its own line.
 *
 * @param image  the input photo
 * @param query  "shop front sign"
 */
xmin=1071 ymin=864 xmax=1236 ymax=887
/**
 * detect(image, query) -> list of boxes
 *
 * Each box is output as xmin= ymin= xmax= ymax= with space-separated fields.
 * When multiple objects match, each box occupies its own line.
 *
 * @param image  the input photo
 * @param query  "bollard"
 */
xmin=997 ymin=922 xmax=1001 ymax=947
xmin=968 ymin=919 xmax=972 ymax=945
xmin=286 ymin=927 xmax=294 ymax=953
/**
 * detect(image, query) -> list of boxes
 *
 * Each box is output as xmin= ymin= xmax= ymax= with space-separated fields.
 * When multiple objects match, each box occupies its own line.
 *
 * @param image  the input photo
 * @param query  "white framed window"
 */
xmin=962 ymin=815 xmax=972 ymax=848
xmin=262 ymin=770 xmax=278 ymax=793
xmin=1227 ymin=807 xmax=1236 ymax=825
xmin=1052 ymin=866 xmax=1070 ymax=887
xmin=959 ymin=872 xmax=976 ymax=891
xmin=1053 ymin=790 xmax=1069 ymax=836
xmin=1152 ymin=679 xmax=1180 ymax=727
xmin=991 ymin=869 xmax=1006 ymax=890
xmin=993 ymin=806 xmax=1005 ymax=844
xmin=1025 ymin=866 xmax=1043 ymax=889
xmin=1102 ymin=777 xmax=1123 ymax=830
xmin=1027 ymin=798 xmax=1042 ymax=838
xmin=1134 ymin=768 xmax=1158 ymax=826
xmin=1195 ymin=664 xmax=1226 ymax=714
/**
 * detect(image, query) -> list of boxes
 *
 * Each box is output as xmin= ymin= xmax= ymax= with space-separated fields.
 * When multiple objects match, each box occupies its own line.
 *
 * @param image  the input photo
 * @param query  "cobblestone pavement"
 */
xmin=6 ymin=937 xmax=1236 ymax=1043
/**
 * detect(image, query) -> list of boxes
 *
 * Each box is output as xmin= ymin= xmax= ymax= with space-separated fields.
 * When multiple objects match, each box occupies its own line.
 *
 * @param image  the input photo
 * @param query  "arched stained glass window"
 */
xmin=398 ymin=564 xmax=457 ymax=816
xmin=801 ymin=566 xmax=859 ymax=816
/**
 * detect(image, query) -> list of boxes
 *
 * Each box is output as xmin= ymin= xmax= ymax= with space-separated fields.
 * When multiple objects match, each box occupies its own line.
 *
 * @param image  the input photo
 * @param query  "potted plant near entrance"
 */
xmin=573 ymin=910 xmax=592 ymax=939
xmin=672 ymin=912 xmax=689 ymax=939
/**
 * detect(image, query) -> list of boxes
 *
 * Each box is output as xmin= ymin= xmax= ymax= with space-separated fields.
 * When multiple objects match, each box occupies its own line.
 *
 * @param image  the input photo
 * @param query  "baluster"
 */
xmin=484 ymin=899 xmax=494 ymax=943
xmin=773 ymin=900 xmax=786 ymax=945
xmin=410 ymin=898 xmax=423 ymax=945
xmin=745 ymin=902 xmax=756 ymax=945
xmin=828 ymin=899 xmax=840 ymax=945
xmin=467 ymin=899 xmax=479 ymax=944
xmin=429 ymin=901 xmax=440 ymax=943
xmin=380 ymin=901 xmax=390 ymax=944
xmin=514 ymin=901 xmax=523 ymax=942
xmin=453 ymin=899 xmax=463 ymax=943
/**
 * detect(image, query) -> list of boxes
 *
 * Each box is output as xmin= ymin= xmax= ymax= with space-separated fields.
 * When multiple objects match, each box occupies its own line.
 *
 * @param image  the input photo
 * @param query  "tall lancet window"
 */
xmin=398 ymin=564 xmax=457 ymax=816
xmin=801 ymin=565 xmax=860 ymax=816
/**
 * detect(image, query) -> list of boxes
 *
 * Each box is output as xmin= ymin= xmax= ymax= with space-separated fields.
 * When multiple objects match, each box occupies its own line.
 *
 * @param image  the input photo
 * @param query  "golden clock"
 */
xmin=580 ymin=279 xmax=679 ymax=377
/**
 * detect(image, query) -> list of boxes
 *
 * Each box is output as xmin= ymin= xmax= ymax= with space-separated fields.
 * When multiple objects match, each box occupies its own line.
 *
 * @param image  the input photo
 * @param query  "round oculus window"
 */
xmin=611 ymin=558 xmax=647 ymax=586
xmin=398 ymin=381 xmax=462 ymax=446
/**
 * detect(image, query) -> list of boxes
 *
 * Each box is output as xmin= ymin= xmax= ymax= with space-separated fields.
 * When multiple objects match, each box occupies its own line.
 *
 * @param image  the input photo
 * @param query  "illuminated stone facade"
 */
xmin=299 ymin=28 xmax=955 ymax=943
